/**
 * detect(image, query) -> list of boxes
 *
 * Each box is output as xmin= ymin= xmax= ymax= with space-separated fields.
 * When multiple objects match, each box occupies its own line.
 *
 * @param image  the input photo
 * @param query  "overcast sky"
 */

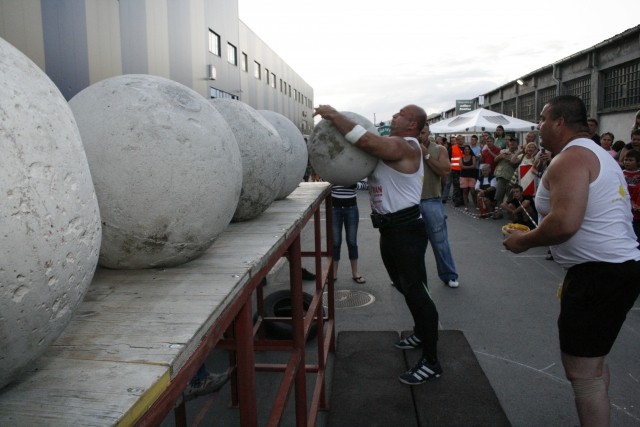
xmin=239 ymin=0 xmax=638 ymax=124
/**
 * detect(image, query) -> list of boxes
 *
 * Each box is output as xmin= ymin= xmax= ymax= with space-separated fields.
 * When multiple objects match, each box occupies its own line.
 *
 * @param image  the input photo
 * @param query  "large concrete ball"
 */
xmin=69 ymin=75 xmax=242 ymax=269
xmin=211 ymin=99 xmax=286 ymax=221
xmin=258 ymin=110 xmax=308 ymax=199
xmin=0 ymin=37 xmax=101 ymax=389
xmin=308 ymin=112 xmax=378 ymax=185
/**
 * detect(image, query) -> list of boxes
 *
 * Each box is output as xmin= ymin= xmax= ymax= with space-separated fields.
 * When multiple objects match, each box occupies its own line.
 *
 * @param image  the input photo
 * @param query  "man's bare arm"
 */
xmin=422 ymin=144 xmax=451 ymax=177
xmin=314 ymin=105 xmax=420 ymax=171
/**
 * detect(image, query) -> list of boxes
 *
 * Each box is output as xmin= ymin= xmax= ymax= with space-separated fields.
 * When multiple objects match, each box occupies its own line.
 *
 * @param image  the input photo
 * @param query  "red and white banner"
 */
xmin=519 ymin=164 xmax=536 ymax=196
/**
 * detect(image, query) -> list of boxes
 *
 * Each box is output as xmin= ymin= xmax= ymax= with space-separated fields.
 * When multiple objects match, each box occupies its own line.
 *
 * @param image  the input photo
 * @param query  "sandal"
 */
xmin=352 ymin=276 xmax=366 ymax=284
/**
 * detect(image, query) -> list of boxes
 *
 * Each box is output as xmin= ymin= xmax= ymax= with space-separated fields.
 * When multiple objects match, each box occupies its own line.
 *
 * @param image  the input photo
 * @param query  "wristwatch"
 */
xmin=424 ymin=153 xmax=431 ymax=161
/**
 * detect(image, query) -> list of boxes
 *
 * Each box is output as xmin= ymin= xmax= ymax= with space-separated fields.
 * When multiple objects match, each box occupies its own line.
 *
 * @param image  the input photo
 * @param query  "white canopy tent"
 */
xmin=429 ymin=108 xmax=538 ymax=134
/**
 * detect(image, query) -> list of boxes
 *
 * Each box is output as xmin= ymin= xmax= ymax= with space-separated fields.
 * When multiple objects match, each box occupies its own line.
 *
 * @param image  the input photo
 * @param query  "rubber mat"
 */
xmin=328 ymin=330 xmax=511 ymax=427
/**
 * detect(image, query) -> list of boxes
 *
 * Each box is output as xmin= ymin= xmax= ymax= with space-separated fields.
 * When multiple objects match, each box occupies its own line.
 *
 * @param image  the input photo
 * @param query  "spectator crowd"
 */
xmin=430 ymin=114 xmax=640 ymax=246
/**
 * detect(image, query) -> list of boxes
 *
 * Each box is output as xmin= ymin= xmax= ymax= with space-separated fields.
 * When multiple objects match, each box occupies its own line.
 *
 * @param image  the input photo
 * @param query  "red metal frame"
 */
xmin=135 ymin=187 xmax=333 ymax=426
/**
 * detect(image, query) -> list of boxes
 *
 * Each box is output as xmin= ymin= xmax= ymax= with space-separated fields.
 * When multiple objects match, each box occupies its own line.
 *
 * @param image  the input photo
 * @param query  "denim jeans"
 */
xmin=332 ymin=205 xmax=359 ymax=261
xmin=379 ymin=218 xmax=438 ymax=361
xmin=420 ymin=198 xmax=459 ymax=283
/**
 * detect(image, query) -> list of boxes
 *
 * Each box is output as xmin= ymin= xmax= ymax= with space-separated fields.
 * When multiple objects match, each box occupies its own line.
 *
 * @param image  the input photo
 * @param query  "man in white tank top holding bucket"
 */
xmin=504 ymin=95 xmax=640 ymax=427
xmin=314 ymin=104 xmax=442 ymax=385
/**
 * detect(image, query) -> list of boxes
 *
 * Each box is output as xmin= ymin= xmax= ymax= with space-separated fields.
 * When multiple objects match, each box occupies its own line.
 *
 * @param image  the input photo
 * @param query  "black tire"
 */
xmin=261 ymin=290 xmax=322 ymax=340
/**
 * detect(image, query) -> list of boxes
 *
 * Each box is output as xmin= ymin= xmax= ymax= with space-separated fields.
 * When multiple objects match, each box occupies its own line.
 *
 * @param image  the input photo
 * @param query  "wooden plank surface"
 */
xmin=0 ymin=183 xmax=330 ymax=426
xmin=0 ymin=357 xmax=169 ymax=427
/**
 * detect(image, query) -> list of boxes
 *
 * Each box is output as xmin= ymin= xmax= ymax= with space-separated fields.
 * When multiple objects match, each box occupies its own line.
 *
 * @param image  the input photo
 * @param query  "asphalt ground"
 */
xmin=163 ymin=189 xmax=640 ymax=426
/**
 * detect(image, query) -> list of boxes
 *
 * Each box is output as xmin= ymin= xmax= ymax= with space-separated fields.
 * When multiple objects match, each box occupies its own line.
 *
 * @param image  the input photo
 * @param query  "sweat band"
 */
xmin=344 ymin=125 xmax=367 ymax=144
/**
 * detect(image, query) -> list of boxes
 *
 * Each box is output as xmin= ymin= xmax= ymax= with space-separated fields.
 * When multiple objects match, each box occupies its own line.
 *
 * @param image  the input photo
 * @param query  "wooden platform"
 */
xmin=0 ymin=183 xmax=331 ymax=426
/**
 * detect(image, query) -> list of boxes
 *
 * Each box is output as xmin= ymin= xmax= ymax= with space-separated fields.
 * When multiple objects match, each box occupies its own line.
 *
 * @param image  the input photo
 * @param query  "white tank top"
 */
xmin=535 ymin=138 xmax=640 ymax=268
xmin=367 ymin=137 xmax=424 ymax=214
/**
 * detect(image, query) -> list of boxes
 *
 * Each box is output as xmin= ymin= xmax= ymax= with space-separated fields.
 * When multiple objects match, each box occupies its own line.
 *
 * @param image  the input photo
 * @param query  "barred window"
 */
xmin=565 ymin=76 xmax=591 ymax=112
xmin=503 ymin=99 xmax=517 ymax=117
xmin=537 ymin=86 xmax=556 ymax=116
xmin=602 ymin=60 xmax=640 ymax=109
xmin=518 ymin=93 xmax=536 ymax=122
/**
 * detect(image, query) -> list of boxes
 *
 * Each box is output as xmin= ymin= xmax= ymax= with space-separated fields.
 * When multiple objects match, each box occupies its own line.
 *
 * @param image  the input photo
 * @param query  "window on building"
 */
xmin=210 ymin=87 xmax=238 ymax=100
xmin=288 ymin=84 xmax=291 ymax=97
xmin=208 ymin=30 xmax=220 ymax=56
xmin=602 ymin=59 xmax=640 ymax=110
xmin=518 ymin=93 xmax=536 ymax=123
xmin=280 ymin=79 xmax=283 ymax=92
xmin=271 ymin=72 xmax=276 ymax=88
xmin=537 ymin=86 xmax=556 ymax=115
xmin=266 ymin=68 xmax=270 ymax=85
xmin=241 ymin=52 xmax=248 ymax=72
xmin=565 ymin=76 xmax=591 ymax=112
xmin=503 ymin=98 xmax=517 ymax=117
xmin=294 ymin=89 xmax=297 ymax=100
xmin=254 ymin=61 xmax=261 ymax=79
xmin=227 ymin=43 xmax=237 ymax=65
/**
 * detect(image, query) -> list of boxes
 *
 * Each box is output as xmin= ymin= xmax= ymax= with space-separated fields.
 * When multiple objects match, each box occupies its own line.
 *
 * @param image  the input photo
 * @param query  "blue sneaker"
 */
xmin=394 ymin=334 xmax=422 ymax=349
xmin=398 ymin=358 xmax=442 ymax=385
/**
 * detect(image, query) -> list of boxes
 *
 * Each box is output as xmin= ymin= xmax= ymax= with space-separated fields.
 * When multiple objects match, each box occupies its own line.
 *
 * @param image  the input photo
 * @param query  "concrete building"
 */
xmin=430 ymin=25 xmax=640 ymax=143
xmin=0 ymin=0 xmax=314 ymax=133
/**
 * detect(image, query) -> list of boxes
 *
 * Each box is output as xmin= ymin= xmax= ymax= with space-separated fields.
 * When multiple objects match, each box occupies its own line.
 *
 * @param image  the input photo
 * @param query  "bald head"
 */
xmin=405 ymin=104 xmax=427 ymax=134
xmin=391 ymin=104 xmax=427 ymax=137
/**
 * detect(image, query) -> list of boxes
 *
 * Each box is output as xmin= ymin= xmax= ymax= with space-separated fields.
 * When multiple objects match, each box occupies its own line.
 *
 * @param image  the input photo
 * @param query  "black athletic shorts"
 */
xmin=558 ymin=259 xmax=640 ymax=357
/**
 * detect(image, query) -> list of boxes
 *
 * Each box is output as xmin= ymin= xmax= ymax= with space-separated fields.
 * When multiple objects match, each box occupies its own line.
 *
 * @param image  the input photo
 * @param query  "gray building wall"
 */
xmin=239 ymin=22 xmax=314 ymax=132
xmin=0 ymin=0 xmax=313 ymax=132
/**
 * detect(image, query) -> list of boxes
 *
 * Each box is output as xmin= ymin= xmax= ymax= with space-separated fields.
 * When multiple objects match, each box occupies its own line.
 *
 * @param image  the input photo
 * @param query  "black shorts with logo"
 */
xmin=559 ymin=260 xmax=640 ymax=357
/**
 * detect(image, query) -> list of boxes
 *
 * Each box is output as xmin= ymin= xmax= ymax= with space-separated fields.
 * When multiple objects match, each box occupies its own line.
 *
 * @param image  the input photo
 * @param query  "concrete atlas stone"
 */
xmin=258 ymin=110 xmax=308 ymax=199
xmin=69 ymin=74 xmax=242 ymax=269
xmin=211 ymin=99 xmax=286 ymax=221
xmin=0 ymin=37 xmax=102 ymax=390
xmin=308 ymin=112 xmax=378 ymax=185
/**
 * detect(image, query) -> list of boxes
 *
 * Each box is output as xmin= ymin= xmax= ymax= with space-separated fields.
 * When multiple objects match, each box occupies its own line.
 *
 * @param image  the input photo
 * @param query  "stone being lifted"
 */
xmin=258 ymin=110 xmax=308 ymax=200
xmin=0 ymin=37 xmax=102 ymax=390
xmin=211 ymin=99 xmax=287 ymax=221
xmin=69 ymin=74 xmax=243 ymax=269
xmin=308 ymin=112 xmax=378 ymax=186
